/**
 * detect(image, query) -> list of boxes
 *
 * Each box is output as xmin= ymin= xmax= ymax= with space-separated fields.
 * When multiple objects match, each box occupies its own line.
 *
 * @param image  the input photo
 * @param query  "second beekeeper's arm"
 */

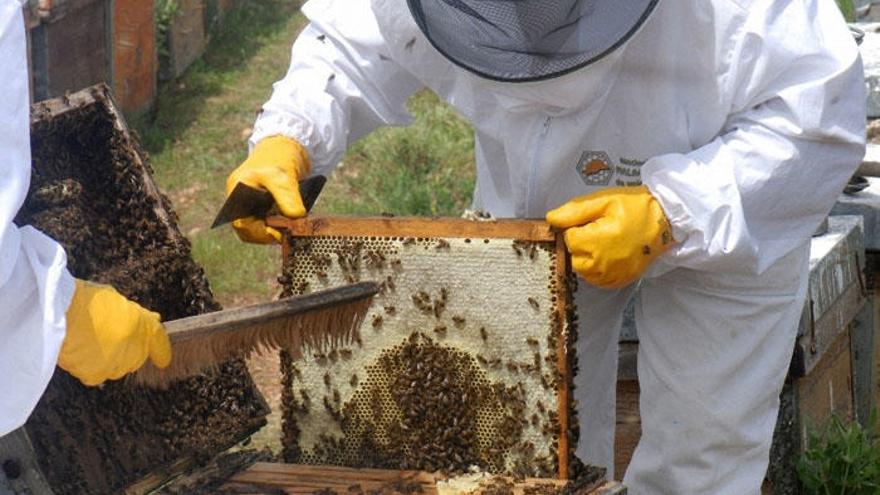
xmin=228 ymin=0 xmax=423 ymax=243
xmin=550 ymin=1 xmax=866 ymax=286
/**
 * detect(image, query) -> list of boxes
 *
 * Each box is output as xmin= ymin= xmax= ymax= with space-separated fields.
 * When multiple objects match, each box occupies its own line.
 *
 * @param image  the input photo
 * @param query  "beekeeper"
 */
xmin=0 ymin=0 xmax=172 ymax=438
xmin=227 ymin=0 xmax=866 ymax=492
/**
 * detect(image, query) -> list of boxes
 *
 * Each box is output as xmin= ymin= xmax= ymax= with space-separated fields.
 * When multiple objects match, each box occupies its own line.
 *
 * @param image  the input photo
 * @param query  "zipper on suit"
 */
xmin=526 ymin=116 xmax=552 ymax=217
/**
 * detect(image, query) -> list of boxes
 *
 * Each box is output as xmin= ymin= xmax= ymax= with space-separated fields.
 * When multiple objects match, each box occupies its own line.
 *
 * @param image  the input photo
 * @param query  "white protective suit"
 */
xmin=0 ymin=0 xmax=75 ymax=437
xmin=250 ymin=0 xmax=866 ymax=492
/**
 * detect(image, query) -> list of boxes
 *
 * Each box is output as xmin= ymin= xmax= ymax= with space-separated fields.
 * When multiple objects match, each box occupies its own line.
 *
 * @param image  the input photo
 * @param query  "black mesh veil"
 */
xmin=407 ymin=0 xmax=659 ymax=82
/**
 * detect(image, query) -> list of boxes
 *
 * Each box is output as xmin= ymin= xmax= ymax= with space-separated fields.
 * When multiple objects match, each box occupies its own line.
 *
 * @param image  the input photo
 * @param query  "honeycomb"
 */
xmin=278 ymin=231 xmax=575 ymax=478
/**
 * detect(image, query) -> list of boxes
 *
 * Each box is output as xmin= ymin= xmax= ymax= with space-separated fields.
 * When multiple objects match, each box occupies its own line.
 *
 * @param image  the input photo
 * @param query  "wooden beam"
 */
xmin=268 ymin=216 xmax=557 ymax=242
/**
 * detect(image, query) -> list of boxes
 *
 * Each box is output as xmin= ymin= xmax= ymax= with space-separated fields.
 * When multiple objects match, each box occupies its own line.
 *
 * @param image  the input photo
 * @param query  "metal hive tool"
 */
xmin=269 ymin=216 xmax=579 ymax=480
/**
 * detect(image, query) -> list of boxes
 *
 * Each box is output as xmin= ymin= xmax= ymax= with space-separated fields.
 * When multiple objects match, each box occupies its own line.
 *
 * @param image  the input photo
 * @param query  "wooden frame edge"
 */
xmin=269 ymin=215 xmax=557 ymax=242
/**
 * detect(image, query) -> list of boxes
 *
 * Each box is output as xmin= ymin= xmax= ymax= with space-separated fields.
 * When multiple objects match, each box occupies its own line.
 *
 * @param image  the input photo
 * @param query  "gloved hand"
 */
xmin=59 ymin=279 xmax=172 ymax=386
xmin=546 ymin=185 xmax=674 ymax=289
xmin=226 ymin=135 xmax=312 ymax=244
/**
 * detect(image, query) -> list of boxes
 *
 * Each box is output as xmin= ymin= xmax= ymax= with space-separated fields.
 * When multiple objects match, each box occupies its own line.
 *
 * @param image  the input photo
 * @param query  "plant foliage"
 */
xmin=797 ymin=413 xmax=880 ymax=495
xmin=837 ymin=0 xmax=857 ymax=21
xmin=155 ymin=0 xmax=181 ymax=60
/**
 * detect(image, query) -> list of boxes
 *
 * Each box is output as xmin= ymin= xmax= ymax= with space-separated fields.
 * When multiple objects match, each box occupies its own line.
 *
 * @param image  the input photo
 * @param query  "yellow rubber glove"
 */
xmin=546 ymin=186 xmax=674 ymax=289
xmin=226 ymin=135 xmax=311 ymax=244
xmin=59 ymin=279 xmax=172 ymax=386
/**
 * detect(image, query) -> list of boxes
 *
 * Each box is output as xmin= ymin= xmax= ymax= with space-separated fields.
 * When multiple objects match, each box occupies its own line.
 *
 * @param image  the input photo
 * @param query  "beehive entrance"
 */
xmin=274 ymin=218 xmax=576 ymax=479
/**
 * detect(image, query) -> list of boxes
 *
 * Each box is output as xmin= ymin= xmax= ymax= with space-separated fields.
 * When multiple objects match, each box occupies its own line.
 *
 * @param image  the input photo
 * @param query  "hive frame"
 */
xmin=269 ymin=216 xmax=576 ymax=479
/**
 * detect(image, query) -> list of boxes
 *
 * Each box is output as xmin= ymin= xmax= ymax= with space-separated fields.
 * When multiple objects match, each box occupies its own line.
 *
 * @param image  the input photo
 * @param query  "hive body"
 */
xmin=276 ymin=218 xmax=577 ymax=479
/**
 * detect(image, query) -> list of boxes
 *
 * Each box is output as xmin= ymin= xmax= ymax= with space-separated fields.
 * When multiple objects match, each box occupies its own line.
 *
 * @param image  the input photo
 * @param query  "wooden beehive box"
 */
xmin=112 ymin=0 xmax=157 ymax=115
xmin=24 ymin=0 xmax=111 ymax=101
xmin=2 ymin=85 xmax=269 ymax=495
xmin=269 ymin=216 xmax=578 ymax=480
xmin=160 ymin=0 xmax=206 ymax=81
xmin=222 ymin=463 xmax=627 ymax=494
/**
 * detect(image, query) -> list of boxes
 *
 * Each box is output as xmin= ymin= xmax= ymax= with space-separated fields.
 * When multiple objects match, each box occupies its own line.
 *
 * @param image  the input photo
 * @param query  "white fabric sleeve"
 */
xmin=250 ymin=0 xmax=424 ymax=175
xmin=643 ymin=0 xmax=866 ymax=275
xmin=0 ymin=0 xmax=75 ymax=437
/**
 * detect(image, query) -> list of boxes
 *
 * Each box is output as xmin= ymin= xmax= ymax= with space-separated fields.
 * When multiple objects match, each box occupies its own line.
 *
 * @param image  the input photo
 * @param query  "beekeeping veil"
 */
xmin=406 ymin=0 xmax=659 ymax=82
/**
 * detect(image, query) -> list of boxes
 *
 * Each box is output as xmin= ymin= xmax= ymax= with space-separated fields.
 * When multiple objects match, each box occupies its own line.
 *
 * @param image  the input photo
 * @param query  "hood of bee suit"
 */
xmin=406 ymin=0 xmax=660 ymax=82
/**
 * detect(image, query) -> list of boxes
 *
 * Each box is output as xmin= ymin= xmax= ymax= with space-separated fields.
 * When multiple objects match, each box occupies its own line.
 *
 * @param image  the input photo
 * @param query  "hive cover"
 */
xmin=272 ymin=216 xmax=578 ymax=479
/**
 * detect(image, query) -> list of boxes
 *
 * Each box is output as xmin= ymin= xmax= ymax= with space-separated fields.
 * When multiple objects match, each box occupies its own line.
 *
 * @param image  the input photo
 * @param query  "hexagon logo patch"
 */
xmin=576 ymin=151 xmax=614 ymax=187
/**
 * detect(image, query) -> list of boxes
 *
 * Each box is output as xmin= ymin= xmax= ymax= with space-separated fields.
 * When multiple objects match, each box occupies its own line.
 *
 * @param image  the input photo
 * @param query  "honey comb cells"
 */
xmin=278 ymin=225 xmax=577 ymax=478
xmin=11 ymin=87 xmax=268 ymax=494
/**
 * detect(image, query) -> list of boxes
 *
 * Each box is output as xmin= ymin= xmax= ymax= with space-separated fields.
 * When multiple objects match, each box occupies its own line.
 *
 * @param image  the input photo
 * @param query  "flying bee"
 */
xmin=350 ymin=374 xmax=358 ymax=387
xmin=434 ymin=325 xmax=447 ymax=334
xmin=476 ymin=354 xmax=488 ymax=365
xmin=480 ymin=327 xmax=488 ymax=341
xmin=526 ymin=337 xmax=539 ymax=346
xmin=323 ymin=372 xmax=331 ymax=388
xmin=384 ymin=305 xmax=396 ymax=314
xmin=528 ymin=297 xmax=540 ymax=310
xmin=452 ymin=316 xmax=466 ymax=326
xmin=372 ymin=314 xmax=383 ymax=328
xmin=340 ymin=349 xmax=353 ymax=358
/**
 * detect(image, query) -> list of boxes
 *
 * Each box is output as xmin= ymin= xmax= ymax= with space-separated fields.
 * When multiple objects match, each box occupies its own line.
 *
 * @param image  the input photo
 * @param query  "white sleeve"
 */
xmin=0 ymin=0 xmax=75 ymax=437
xmin=643 ymin=0 xmax=866 ymax=275
xmin=250 ymin=0 xmax=423 ymax=175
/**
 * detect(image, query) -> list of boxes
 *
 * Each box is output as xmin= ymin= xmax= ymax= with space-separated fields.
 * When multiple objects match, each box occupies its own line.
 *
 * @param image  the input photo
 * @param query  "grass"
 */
xmin=135 ymin=0 xmax=475 ymax=306
xmin=322 ymin=90 xmax=475 ymax=217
